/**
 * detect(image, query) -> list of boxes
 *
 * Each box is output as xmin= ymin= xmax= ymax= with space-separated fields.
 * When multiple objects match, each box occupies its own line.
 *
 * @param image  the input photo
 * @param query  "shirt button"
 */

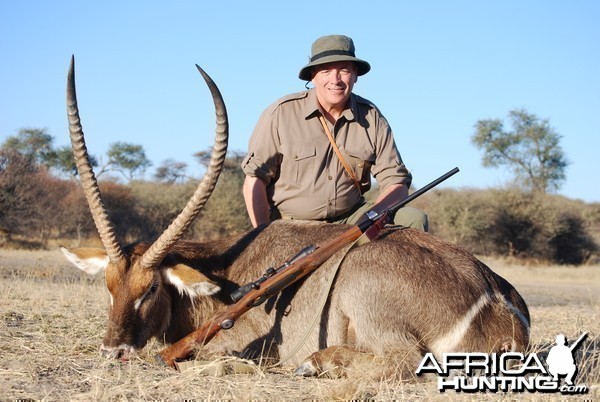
xmin=328 ymin=176 xmax=332 ymax=180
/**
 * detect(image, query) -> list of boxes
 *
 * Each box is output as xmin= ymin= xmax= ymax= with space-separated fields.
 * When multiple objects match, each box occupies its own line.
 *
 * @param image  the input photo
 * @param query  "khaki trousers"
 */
xmin=329 ymin=201 xmax=429 ymax=232
xmin=272 ymin=199 xmax=429 ymax=232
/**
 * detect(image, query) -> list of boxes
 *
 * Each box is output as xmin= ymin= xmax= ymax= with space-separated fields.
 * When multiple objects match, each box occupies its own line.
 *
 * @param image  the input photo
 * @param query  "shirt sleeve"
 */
xmin=370 ymin=114 xmax=413 ymax=190
xmin=241 ymin=105 xmax=281 ymax=185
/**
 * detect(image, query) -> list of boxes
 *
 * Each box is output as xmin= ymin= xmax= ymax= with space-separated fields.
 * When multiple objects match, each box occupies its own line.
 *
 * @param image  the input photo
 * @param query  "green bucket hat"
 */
xmin=298 ymin=35 xmax=371 ymax=81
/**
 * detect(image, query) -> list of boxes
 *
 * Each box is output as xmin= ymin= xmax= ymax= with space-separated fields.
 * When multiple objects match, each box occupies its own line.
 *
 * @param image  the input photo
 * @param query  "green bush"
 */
xmin=130 ymin=166 xmax=251 ymax=242
xmin=130 ymin=180 xmax=196 ymax=239
xmin=3 ymin=140 xmax=597 ymax=265
xmin=193 ymin=166 xmax=252 ymax=239
xmin=97 ymin=181 xmax=149 ymax=243
xmin=429 ymin=189 xmax=598 ymax=264
xmin=426 ymin=189 xmax=495 ymax=250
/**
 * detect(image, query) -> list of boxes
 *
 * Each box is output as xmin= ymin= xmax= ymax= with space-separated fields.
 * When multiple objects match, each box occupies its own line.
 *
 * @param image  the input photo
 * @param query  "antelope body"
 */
xmin=61 ymin=57 xmax=530 ymax=377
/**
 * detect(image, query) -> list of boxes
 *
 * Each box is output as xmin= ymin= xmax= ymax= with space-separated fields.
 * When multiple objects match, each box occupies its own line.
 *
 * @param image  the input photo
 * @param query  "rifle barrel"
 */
xmin=391 ymin=167 xmax=459 ymax=212
xmin=569 ymin=332 xmax=588 ymax=351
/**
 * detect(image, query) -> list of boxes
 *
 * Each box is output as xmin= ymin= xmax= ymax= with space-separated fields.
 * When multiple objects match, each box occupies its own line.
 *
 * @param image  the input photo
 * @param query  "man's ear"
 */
xmin=60 ymin=246 xmax=109 ymax=275
xmin=164 ymin=263 xmax=221 ymax=298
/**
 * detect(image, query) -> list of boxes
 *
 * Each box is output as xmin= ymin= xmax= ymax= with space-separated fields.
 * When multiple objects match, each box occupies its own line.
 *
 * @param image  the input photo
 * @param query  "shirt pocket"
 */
xmin=345 ymin=147 xmax=376 ymax=193
xmin=281 ymin=142 xmax=317 ymax=185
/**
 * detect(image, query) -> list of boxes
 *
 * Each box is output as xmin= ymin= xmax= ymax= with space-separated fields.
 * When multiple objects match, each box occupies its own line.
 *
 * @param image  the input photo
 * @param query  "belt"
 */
xmin=271 ymin=198 xmax=366 ymax=224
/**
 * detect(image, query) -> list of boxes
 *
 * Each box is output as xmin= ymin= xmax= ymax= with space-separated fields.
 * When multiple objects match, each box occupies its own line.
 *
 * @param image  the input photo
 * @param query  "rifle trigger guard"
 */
xmin=250 ymin=295 xmax=267 ymax=307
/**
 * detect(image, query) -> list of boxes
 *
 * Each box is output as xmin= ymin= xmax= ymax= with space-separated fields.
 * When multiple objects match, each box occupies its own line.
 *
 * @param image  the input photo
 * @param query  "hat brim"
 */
xmin=298 ymin=56 xmax=371 ymax=81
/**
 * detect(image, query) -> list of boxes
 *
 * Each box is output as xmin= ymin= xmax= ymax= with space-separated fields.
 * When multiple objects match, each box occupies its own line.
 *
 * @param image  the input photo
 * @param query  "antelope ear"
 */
xmin=60 ymin=246 xmax=110 ymax=275
xmin=165 ymin=263 xmax=221 ymax=298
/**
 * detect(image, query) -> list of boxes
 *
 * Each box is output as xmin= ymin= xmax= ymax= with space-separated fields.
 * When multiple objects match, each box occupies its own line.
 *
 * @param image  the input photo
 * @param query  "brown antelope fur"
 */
xmin=62 ymin=58 xmax=529 ymax=378
xmin=63 ymin=220 xmax=530 ymax=376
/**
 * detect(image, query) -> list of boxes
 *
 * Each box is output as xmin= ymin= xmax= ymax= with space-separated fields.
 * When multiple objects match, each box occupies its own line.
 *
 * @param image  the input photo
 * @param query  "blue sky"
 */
xmin=1 ymin=1 xmax=599 ymax=202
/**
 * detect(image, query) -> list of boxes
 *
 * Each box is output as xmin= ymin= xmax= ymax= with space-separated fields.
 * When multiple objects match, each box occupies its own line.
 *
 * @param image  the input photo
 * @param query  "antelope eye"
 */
xmin=148 ymin=282 xmax=159 ymax=295
xmin=135 ymin=281 xmax=160 ymax=310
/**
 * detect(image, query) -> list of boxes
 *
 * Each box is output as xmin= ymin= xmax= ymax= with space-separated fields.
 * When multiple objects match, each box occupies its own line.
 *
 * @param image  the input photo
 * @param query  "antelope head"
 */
xmin=61 ymin=57 xmax=228 ymax=359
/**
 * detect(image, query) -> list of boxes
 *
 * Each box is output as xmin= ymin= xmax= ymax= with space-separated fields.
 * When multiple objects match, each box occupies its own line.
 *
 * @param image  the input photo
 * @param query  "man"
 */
xmin=241 ymin=34 xmax=428 ymax=230
xmin=546 ymin=334 xmax=578 ymax=385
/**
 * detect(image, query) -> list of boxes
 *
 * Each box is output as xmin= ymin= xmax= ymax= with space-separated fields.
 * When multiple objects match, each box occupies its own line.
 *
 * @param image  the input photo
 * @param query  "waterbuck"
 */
xmin=61 ymin=57 xmax=530 ymax=378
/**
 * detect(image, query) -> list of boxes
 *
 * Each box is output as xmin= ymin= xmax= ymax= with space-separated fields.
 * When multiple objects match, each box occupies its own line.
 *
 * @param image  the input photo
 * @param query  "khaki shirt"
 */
xmin=241 ymin=89 xmax=412 ymax=220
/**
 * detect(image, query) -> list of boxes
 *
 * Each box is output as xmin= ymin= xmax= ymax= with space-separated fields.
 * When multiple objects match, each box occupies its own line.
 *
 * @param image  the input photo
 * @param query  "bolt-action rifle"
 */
xmin=569 ymin=332 xmax=588 ymax=352
xmin=156 ymin=167 xmax=459 ymax=368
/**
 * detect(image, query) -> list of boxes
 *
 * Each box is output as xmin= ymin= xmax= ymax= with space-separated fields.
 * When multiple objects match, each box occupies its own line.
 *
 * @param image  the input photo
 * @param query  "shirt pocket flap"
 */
xmin=286 ymin=143 xmax=316 ymax=161
xmin=345 ymin=148 xmax=375 ymax=164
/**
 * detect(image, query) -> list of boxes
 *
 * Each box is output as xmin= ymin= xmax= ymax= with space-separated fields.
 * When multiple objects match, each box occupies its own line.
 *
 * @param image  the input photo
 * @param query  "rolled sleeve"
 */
xmin=374 ymin=160 xmax=412 ymax=191
xmin=371 ymin=117 xmax=412 ymax=191
xmin=241 ymin=152 xmax=277 ymax=184
xmin=241 ymin=106 xmax=282 ymax=185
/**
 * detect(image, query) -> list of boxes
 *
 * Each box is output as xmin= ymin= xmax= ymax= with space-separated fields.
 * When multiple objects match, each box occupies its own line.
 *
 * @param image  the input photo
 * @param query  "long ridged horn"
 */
xmin=138 ymin=65 xmax=229 ymax=269
xmin=67 ymin=55 xmax=125 ymax=264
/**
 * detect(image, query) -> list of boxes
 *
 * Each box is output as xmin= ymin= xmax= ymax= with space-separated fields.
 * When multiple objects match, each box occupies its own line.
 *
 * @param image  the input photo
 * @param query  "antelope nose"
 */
xmin=100 ymin=344 xmax=136 ymax=361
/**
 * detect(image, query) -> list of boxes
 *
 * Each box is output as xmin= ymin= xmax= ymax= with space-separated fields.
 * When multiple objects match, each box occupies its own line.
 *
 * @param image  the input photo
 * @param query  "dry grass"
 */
xmin=0 ymin=249 xmax=598 ymax=400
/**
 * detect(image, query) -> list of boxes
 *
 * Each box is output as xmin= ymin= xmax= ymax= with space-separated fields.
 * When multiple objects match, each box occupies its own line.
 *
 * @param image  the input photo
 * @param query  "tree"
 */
xmin=194 ymin=149 xmax=245 ymax=173
xmin=97 ymin=142 xmax=152 ymax=181
xmin=2 ymin=128 xmax=56 ymax=165
xmin=154 ymin=159 xmax=188 ymax=183
xmin=472 ymin=109 xmax=569 ymax=193
xmin=1 ymin=128 xmax=100 ymax=179
xmin=49 ymin=145 xmax=100 ymax=179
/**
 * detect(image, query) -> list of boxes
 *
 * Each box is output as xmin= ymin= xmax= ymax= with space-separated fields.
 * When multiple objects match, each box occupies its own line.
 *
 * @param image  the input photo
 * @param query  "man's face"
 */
xmin=311 ymin=61 xmax=357 ymax=111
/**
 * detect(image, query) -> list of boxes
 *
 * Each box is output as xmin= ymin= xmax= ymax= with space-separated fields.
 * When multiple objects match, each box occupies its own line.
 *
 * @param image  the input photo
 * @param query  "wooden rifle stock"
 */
xmin=156 ymin=167 xmax=459 ymax=368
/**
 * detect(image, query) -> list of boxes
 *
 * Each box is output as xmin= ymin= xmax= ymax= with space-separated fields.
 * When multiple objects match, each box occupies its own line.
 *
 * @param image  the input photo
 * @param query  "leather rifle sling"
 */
xmin=318 ymin=115 xmax=361 ymax=192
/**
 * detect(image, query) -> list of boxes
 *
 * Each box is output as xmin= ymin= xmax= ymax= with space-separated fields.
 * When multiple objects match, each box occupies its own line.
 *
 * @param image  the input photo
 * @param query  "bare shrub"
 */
xmin=0 ymin=149 xmax=43 ymax=237
xmin=0 ymin=149 xmax=72 ymax=247
xmin=57 ymin=184 xmax=99 ymax=243
xmin=33 ymin=172 xmax=74 ymax=245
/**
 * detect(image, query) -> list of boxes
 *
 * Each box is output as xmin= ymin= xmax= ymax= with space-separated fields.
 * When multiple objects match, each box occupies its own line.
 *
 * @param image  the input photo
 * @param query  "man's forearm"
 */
xmin=372 ymin=184 xmax=409 ymax=215
xmin=243 ymin=176 xmax=271 ymax=227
